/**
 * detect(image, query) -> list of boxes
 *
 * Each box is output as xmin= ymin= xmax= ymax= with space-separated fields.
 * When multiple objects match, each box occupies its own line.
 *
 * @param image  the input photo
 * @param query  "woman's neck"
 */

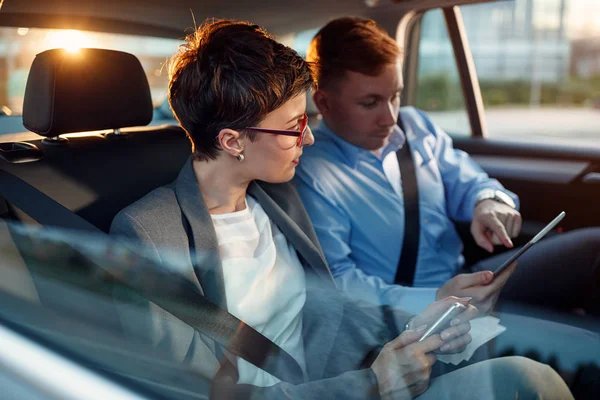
xmin=192 ymin=158 xmax=250 ymax=215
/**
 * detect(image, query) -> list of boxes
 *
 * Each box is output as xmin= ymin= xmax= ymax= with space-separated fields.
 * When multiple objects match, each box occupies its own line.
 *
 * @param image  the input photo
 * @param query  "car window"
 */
xmin=416 ymin=9 xmax=470 ymax=137
xmin=0 ymin=28 xmax=182 ymax=135
xmin=290 ymin=28 xmax=320 ymax=57
xmin=0 ymin=221 xmax=212 ymax=399
xmin=417 ymin=0 xmax=600 ymax=146
xmin=278 ymin=28 xmax=321 ymax=117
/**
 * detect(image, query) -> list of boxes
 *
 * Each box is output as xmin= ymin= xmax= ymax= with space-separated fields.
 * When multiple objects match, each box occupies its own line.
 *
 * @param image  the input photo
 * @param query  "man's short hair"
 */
xmin=307 ymin=17 xmax=401 ymax=89
xmin=168 ymin=19 xmax=316 ymax=161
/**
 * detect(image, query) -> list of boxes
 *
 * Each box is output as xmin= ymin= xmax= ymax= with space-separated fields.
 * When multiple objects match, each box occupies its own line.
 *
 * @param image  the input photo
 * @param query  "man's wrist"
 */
xmin=475 ymin=189 xmax=516 ymax=209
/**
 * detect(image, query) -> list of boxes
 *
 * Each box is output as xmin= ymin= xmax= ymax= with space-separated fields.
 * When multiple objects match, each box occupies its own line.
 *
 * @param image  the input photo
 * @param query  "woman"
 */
xmin=111 ymin=19 xmax=572 ymax=399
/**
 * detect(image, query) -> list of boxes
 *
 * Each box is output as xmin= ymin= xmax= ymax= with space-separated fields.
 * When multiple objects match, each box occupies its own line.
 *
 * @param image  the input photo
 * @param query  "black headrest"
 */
xmin=23 ymin=48 xmax=153 ymax=137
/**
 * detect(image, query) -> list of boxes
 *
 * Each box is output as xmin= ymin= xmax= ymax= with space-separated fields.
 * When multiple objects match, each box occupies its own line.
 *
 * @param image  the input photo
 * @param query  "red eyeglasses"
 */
xmin=244 ymin=113 xmax=309 ymax=147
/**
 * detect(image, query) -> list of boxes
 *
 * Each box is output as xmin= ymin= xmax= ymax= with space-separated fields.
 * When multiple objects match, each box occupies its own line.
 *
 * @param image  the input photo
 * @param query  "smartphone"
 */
xmin=418 ymin=302 xmax=467 ymax=342
xmin=493 ymin=211 xmax=566 ymax=276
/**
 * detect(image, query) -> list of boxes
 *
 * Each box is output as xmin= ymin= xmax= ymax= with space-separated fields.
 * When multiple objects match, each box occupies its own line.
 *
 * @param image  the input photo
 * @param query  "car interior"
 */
xmin=0 ymin=0 xmax=599 ymax=397
xmin=1 ymin=46 xmax=191 ymax=233
xmin=0 ymin=0 xmax=598 ymax=243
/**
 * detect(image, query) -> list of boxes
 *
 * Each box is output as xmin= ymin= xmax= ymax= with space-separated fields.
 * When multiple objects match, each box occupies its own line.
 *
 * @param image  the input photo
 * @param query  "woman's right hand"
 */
xmin=371 ymin=328 xmax=442 ymax=399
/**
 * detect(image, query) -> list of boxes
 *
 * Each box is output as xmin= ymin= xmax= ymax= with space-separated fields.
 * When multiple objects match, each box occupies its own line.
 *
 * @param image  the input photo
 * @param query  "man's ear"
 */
xmin=216 ymin=129 xmax=244 ymax=158
xmin=313 ymin=89 xmax=330 ymax=115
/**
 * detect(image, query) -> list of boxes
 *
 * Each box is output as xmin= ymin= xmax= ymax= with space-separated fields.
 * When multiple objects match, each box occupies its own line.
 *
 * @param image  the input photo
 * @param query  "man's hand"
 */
xmin=371 ymin=328 xmax=441 ymax=399
xmin=435 ymin=262 xmax=518 ymax=315
xmin=471 ymin=199 xmax=522 ymax=253
xmin=409 ymin=296 xmax=478 ymax=354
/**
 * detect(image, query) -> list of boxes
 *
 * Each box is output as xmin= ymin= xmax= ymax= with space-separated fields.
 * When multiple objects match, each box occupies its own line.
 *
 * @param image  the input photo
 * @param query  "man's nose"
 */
xmin=379 ymin=101 xmax=398 ymax=126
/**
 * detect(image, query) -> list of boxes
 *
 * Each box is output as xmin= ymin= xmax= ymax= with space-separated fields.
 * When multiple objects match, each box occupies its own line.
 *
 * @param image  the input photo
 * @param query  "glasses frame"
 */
xmin=244 ymin=113 xmax=309 ymax=147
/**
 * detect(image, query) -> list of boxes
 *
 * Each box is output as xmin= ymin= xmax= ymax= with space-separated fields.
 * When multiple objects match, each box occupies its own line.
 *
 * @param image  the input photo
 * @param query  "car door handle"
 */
xmin=582 ymin=172 xmax=600 ymax=184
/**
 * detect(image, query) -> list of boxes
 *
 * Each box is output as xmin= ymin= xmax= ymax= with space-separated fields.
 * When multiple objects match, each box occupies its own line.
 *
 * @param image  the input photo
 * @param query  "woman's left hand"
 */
xmin=409 ymin=296 xmax=478 ymax=354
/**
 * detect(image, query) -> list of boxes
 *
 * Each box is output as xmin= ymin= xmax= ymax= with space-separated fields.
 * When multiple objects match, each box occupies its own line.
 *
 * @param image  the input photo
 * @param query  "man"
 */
xmin=294 ymin=17 xmax=600 ymax=318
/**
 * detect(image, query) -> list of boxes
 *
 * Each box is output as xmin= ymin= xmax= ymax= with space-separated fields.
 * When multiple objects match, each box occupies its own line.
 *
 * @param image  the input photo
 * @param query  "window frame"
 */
xmin=398 ymin=4 xmax=489 ymax=138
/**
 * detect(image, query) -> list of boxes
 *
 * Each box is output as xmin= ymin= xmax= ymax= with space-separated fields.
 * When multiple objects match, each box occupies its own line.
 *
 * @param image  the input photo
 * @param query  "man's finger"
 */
xmin=511 ymin=214 xmax=523 ymax=238
xmin=471 ymin=221 xmax=494 ymax=253
xmin=484 ymin=215 xmax=513 ymax=248
xmin=505 ymin=216 xmax=516 ymax=240
xmin=451 ymin=271 xmax=493 ymax=290
xmin=493 ymin=261 xmax=518 ymax=285
xmin=480 ymin=261 xmax=518 ymax=297
xmin=490 ymin=232 xmax=503 ymax=246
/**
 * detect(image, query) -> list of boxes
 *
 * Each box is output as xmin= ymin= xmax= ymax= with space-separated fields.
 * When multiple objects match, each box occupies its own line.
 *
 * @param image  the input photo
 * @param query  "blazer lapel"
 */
xmin=173 ymin=160 xmax=337 ymax=308
xmin=248 ymin=181 xmax=336 ymax=286
xmin=173 ymin=162 xmax=344 ymax=380
xmin=174 ymin=157 xmax=228 ymax=309
xmin=248 ymin=182 xmax=344 ymax=379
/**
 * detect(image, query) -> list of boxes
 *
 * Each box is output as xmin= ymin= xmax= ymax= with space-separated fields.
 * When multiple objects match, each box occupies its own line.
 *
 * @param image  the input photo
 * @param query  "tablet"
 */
xmin=493 ymin=211 xmax=566 ymax=276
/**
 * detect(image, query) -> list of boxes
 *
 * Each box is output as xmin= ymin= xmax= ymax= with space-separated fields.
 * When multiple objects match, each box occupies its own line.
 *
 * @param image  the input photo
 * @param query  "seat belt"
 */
xmin=0 ymin=168 xmax=303 ymax=384
xmin=0 ymin=170 xmax=103 ymax=233
xmin=393 ymin=115 xmax=421 ymax=287
xmin=0 ymin=196 xmax=10 ymax=218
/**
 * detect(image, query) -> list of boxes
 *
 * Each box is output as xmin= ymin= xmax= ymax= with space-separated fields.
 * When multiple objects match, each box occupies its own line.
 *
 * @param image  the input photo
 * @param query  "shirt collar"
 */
xmin=315 ymin=120 xmax=406 ymax=168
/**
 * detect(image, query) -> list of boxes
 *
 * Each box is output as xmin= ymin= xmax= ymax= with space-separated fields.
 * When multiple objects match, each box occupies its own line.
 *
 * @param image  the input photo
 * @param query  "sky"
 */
xmin=565 ymin=0 xmax=600 ymax=38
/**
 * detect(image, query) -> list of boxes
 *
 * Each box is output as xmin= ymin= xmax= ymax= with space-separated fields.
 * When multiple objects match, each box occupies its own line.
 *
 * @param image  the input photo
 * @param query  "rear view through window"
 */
xmin=0 ymin=28 xmax=182 ymax=134
xmin=417 ymin=0 xmax=600 ymax=147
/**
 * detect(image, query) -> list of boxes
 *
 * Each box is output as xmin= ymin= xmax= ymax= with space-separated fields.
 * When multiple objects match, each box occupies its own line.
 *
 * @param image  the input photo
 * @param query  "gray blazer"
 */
xmin=111 ymin=157 xmax=411 ymax=399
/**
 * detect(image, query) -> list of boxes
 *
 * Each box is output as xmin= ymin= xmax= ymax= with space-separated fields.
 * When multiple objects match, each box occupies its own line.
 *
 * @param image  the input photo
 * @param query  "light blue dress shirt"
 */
xmin=294 ymin=107 xmax=519 ymax=314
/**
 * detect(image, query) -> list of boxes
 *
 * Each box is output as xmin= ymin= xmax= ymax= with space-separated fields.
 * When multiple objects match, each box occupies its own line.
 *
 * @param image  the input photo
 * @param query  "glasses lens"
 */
xmin=297 ymin=114 xmax=308 ymax=147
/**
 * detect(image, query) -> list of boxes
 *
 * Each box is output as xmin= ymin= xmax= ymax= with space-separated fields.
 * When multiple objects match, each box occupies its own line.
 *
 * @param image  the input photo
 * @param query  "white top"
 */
xmin=211 ymin=196 xmax=307 ymax=387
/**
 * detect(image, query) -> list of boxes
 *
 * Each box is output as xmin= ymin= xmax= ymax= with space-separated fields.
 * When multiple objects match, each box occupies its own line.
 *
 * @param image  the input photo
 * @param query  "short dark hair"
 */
xmin=307 ymin=17 xmax=401 ymax=89
xmin=168 ymin=19 xmax=315 ymax=161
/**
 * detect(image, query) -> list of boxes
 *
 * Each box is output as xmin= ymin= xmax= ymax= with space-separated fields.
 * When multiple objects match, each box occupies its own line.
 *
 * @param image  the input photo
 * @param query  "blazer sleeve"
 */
xmin=210 ymin=300 xmax=412 ymax=399
xmin=110 ymin=209 xmax=165 ymax=263
xmin=109 ymin=210 xmax=220 ymax=373
xmin=212 ymin=369 xmax=381 ymax=400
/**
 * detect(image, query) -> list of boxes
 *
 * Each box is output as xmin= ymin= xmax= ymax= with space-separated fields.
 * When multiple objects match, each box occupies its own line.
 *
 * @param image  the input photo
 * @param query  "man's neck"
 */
xmin=192 ymin=159 xmax=250 ymax=214
xmin=371 ymin=147 xmax=385 ymax=160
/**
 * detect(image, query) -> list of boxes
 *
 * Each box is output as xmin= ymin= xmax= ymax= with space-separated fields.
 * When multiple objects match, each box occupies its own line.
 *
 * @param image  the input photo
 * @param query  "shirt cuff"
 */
xmin=473 ymin=188 xmax=520 ymax=210
xmin=395 ymin=287 xmax=438 ymax=315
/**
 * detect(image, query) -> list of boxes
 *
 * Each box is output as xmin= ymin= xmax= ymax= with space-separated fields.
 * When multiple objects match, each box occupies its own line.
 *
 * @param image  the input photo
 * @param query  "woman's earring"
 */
xmin=236 ymin=153 xmax=245 ymax=162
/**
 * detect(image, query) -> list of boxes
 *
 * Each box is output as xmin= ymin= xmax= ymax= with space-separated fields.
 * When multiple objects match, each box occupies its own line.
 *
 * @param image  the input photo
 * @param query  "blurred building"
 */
xmin=420 ymin=0 xmax=570 ymax=83
xmin=571 ymin=37 xmax=600 ymax=78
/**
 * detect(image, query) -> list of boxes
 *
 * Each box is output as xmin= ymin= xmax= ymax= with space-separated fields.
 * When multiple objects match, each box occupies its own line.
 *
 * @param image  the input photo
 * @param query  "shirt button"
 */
xmin=423 ymin=219 xmax=428 ymax=224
